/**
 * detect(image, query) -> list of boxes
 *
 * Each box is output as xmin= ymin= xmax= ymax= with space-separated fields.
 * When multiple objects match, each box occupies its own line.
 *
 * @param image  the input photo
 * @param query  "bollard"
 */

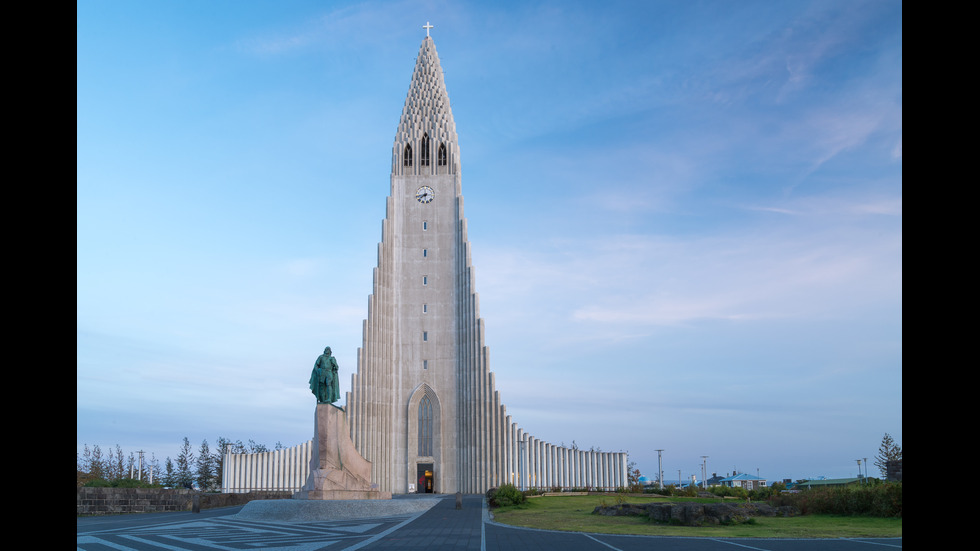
xmin=455 ymin=492 xmax=462 ymax=510
xmin=192 ymin=494 xmax=201 ymax=513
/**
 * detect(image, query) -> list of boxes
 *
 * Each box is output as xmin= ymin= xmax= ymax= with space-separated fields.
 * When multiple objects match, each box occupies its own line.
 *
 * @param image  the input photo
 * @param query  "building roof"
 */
xmin=790 ymin=477 xmax=864 ymax=488
xmin=394 ymin=37 xmax=459 ymax=168
xmin=720 ymin=473 xmax=766 ymax=482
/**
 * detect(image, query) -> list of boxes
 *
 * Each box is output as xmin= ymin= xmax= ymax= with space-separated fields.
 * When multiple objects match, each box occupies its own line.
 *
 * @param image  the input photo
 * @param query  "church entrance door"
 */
xmin=416 ymin=463 xmax=434 ymax=493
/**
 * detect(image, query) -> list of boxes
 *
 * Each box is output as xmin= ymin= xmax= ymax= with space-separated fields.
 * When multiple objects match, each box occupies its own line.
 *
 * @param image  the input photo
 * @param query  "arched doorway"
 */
xmin=407 ymin=384 xmax=441 ymax=493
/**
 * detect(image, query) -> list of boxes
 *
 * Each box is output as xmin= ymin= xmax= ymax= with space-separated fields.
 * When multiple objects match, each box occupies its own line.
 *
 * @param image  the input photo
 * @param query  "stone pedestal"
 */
xmin=294 ymin=404 xmax=391 ymax=500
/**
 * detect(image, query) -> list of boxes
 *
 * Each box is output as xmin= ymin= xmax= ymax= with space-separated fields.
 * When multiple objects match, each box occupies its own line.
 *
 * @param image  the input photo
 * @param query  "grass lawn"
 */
xmin=489 ymin=495 xmax=902 ymax=539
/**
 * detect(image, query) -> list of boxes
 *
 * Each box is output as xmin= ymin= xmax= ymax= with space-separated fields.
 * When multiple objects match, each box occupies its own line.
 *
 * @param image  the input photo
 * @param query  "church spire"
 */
xmin=393 ymin=36 xmax=459 ymax=176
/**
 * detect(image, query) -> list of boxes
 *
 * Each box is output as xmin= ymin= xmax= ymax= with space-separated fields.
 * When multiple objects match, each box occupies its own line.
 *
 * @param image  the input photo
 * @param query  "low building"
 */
xmin=719 ymin=472 xmax=767 ymax=491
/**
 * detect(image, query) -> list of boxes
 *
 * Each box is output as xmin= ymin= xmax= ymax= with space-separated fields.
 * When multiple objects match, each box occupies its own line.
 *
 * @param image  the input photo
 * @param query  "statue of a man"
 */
xmin=310 ymin=346 xmax=340 ymax=404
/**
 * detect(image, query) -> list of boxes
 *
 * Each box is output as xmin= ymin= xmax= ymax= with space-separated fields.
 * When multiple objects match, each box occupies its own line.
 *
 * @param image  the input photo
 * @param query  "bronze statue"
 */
xmin=310 ymin=346 xmax=340 ymax=404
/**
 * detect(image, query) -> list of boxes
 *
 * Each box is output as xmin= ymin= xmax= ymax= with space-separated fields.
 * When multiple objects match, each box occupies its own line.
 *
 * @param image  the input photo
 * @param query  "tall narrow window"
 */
xmin=403 ymin=143 xmax=413 ymax=167
xmin=419 ymin=395 xmax=433 ymax=456
xmin=420 ymin=133 xmax=430 ymax=166
xmin=423 ymin=220 xmax=428 ymax=231
xmin=423 ymin=303 xmax=428 ymax=313
xmin=423 ymin=248 xmax=427 ymax=258
xmin=423 ymin=275 xmax=428 ymax=286
xmin=423 ymin=331 xmax=428 ymax=342
xmin=438 ymin=143 xmax=447 ymax=166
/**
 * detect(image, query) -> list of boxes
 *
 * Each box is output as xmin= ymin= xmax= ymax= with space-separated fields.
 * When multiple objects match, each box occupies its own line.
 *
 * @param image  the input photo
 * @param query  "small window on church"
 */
xmin=423 ymin=220 xmax=428 ymax=231
xmin=423 ymin=275 xmax=428 ymax=286
xmin=423 ymin=248 xmax=427 ymax=258
xmin=403 ymin=144 xmax=413 ymax=167
xmin=421 ymin=133 xmax=430 ymax=167
xmin=438 ymin=143 xmax=447 ymax=166
xmin=423 ymin=360 xmax=428 ymax=370
xmin=423 ymin=331 xmax=428 ymax=342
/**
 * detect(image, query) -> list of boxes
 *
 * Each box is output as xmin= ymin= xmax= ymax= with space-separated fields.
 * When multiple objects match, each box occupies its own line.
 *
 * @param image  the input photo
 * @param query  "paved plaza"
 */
xmin=77 ymin=494 xmax=902 ymax=551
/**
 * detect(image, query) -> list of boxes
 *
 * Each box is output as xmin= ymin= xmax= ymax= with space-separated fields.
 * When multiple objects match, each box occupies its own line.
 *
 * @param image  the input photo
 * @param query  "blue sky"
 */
xmin=77 ymin=0 xmax=902 ymax=483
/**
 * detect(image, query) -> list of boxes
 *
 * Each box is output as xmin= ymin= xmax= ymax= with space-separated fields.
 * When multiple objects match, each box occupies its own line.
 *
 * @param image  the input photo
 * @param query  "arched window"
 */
xmin=438 ymin=143 xmax=447 ymax=166
xmin=420 ymin=133 xmax=431 ymax=166
xmin=418 ymin=395 xmax=433 ymax=456
xmin=403 ymin=143 xmax=413 ymax=167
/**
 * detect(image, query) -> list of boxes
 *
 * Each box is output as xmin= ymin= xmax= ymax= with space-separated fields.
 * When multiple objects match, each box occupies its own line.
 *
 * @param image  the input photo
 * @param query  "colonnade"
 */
xmin=219 ymin=436 xmax=626 ymax=493
xmin=505 ymin=426 xmax=628 ymax=491
xmin=220 ymin=440 xmax=311 ymax=493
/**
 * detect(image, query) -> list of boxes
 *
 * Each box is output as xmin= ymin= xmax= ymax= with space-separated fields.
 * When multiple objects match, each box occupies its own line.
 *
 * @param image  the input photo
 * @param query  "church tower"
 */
xmin=345 ymin=32 xmax=628 ymax=495
xmin=346 ymin=33 xmax=487 ymax=494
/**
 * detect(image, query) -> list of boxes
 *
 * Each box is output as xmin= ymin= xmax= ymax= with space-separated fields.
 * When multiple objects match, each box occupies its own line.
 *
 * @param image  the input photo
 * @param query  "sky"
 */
xmin=77 ymin=0 xmax=902 ymax=484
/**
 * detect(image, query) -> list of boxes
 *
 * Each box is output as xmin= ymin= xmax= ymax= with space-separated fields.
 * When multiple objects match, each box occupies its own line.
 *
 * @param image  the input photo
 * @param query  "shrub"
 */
xmin=489 ymin=483 xmax=526 ymax=507
xmin=83 ymin=477 xmax=163 ymax=488
xmin=680 ymin=484 xmax=699 ymax=497
xmin=768 ymin=482 xmax=901 ymax=517
xmin=707 ymin=485 xmax=748 ymax=499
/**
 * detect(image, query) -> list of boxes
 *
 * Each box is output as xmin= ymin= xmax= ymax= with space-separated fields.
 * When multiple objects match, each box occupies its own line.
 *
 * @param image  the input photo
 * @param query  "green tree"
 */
xmin=175 ymin=437 xmax=196 ymax=489
xmin=148 ymin=453 xmax=162 ymax=484
xmin=162 ymin=457 xmax=176 ymax=488
xmin=126 ymin=452 xmax=137 ymax=479
xmin=79 ymin=444 xmax=91 ymax=473
xmin=196 ymin=439 xmax=217 ymax=491
xmin=874 ymin=433 xmax=902 ymax=478
xmin=88 ymin=444 xmax=106 ymax=480
xmin=112 ymin=445 xmax=126 ymax=480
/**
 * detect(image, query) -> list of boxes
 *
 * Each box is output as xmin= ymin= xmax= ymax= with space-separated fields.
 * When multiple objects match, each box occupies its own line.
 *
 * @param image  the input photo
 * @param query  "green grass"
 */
xmin=489 ymin=495 xmax=902 ymax=538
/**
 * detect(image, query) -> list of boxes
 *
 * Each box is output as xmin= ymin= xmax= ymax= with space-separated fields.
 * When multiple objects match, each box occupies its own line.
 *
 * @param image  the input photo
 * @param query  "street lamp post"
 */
xmin=701 ymin=456 xmax=708 ymax=489
xmin=656 ymin=449 xmax=664 ymax=489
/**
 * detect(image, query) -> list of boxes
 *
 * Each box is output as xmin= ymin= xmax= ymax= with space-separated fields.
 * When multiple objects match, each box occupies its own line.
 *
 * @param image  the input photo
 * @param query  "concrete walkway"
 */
xmin=77 ymin=494 xmax=903 ymax=550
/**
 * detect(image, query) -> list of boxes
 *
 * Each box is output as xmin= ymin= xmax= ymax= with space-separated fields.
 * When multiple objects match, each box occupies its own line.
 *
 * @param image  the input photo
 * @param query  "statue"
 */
xmin=310 ymin=346 xmax=340 ymax=404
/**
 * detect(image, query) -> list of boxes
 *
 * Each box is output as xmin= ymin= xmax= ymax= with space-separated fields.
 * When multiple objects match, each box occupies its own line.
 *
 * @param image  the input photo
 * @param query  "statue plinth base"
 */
xmin=293 ymin=403 xmax=391 ymax=500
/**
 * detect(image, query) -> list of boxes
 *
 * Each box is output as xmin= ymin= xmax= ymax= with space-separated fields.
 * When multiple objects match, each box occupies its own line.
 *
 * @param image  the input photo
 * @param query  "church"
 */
xmin=222 ymin=31 xmax=627 ymax=496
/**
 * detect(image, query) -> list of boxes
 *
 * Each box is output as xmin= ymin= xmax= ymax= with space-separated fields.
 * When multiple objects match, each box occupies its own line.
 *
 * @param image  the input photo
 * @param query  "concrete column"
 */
xmin=588 ymin=451 xmax=595 ymax=490
xmin=531 ymin=437 xmax=538 ymax=489
xmin=560 ymin=447 xmax=567 ymax=490
xmin=543 ymin=444 xmax=550 ymax=489
xmin=600 ymin=453 xmax=607 ymax=491
xmin=621 ymin=453 xmax=629 ymax=489
xmin=602 ymin=452 xmax=612 ymax=491
xmin=549 ymin=444 xmax=555 ymax=489
xmin=517 ymin=430 xmax=526 ymax=490
xmin=573 ymin=450 xmax=580 ymax=488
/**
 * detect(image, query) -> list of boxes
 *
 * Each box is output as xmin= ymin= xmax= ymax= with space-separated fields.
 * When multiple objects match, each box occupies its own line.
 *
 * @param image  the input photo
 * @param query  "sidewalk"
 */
xmin=357 ymin=493 xmax=484 ymax=550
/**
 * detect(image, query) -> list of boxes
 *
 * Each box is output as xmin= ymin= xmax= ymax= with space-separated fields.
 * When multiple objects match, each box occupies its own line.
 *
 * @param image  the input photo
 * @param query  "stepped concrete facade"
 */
xmin=222 ymin=34 xmax=627 ymax=496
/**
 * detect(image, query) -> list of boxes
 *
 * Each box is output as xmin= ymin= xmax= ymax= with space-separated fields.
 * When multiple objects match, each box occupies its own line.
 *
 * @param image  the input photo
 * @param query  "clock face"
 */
xmin=416 ymin=186 xmax=434 ymax=203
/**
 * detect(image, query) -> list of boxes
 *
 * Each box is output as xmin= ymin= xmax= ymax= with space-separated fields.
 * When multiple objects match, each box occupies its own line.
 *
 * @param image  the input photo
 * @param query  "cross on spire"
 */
xmin=423 ymin=22 xmax=434 ymax=37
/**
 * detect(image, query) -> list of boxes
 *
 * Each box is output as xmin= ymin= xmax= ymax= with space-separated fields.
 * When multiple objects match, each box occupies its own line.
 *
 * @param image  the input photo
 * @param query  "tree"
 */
xmin=80 ymin=444 xmax=91 ymax=473
xmin=627 ymin=459 xmax=642 ymax=492
xmin=214 ymin=437 xmax=231 ymax=487
xmin=88 ymin=444 xmax=106 ymax=480
xmin=874 ymin=433 xmax=902 ymax=478
xmin=175 ymin=437 xmax=196 ymax=489
xmin=148 ymin=454 xmax=162 ymax=484
xmin=112 ymin=445 xmax=126 ymax=479
xmin=162 ymin=457 xmax=176 ymax=488
xmin=196 ymin=439 xmax=217 ymax=491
